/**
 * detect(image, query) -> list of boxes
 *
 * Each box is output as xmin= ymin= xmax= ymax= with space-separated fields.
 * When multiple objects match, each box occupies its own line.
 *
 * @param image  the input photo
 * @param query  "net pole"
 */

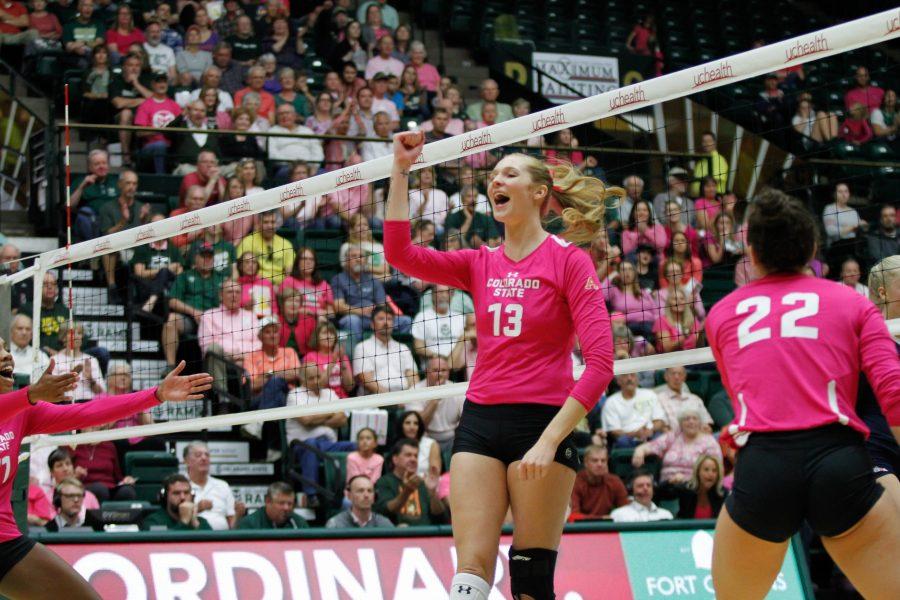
xmin=29 ymin=257 xmax=43 ymax=384
xmin=63 ymin=83 xmax=74 ymax=355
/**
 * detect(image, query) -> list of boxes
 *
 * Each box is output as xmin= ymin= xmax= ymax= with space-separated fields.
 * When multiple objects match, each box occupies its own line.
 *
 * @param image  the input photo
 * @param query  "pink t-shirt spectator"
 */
xmin=839 ymin=117 xmax=874 ymax=145
xmin=629 ymin=24 xmax=653 ymax=55
xmin=659 ymin=257 xmax=704 ymax=288
xmin=197 ymin=306 xmax=262 ymax=356
xmin=844 ymin=85 xmax=884 ymax=113
xmin=280 ymin=277 xmax=333 ymax=317
xmin=622 ymin=224 xmax=668 ymax=255
xmin=705 ymin=273 xmax=900 ymax=435
xmin=664 ymin=226 xmax=701 ymax=257
xmin=419 ymin=117 xmax=464 ymax=136
xmin=0 ymin=388 xmax=161 ymax=541
xmin=694 ymin=198 xmax=722 ymax=225
xmin=365 ymin=55 xmax=405 ymax=80
xmin=653 ymin=314 xmax=702 ymax=353
xmin=323 ymin=185 xmax=367 ymax=219
xmin=604 ymin=287 xmax=659 ymax=325
xmin=133 ymin=96 xmax=181 ymax=146
xmin=644 ymin=431 xmax=723 ymax=483
xmin=414 ymin=63 xmax=441 ymax=92
xmin=239 ymin=275 xmax=278 ymax=318
xmin=106 ymin=28 xmax=145 ymax=49
xmin=384 ymin=221 xmax=615 ymax=410
xmin=29 ymin=12 xmax=61 ymax=38
xmin=345 ymin=451 xmax=384 ymax=484
xmin=304 ymin=351 xmax=352 ymax=398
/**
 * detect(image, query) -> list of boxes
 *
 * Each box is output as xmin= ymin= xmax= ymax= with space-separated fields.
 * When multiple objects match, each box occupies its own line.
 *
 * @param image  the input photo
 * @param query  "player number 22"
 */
xmin=488 ymin=303 xmax=523 ymax=337
xmin=736 ymin=292 xmax=819 ymax=348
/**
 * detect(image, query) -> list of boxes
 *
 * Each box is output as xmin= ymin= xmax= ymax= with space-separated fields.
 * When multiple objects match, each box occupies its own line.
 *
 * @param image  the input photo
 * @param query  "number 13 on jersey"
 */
xmin=488 ymin=303 xmax=523 ymax=337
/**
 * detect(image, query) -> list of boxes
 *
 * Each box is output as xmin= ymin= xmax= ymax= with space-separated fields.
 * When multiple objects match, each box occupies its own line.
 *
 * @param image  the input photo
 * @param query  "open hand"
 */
xmin=156 ymin=361 xmax=213 ymax=402
xmin=27 ymin=359 xmax=80 ymax=404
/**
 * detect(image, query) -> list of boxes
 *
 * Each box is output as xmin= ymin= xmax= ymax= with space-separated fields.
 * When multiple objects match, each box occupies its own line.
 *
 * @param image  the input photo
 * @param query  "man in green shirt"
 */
xmin=98 ymin=170 xmax=151 ymax=302
xmin=163 ymin=244 xmax=226 ymax=368
xmin=237 ymin=482 xmax=309 ymax=529
xmin=443 ymin=185 xmax=500 ymax=249
xmin=374 ymin=438 xmax=445 ymax=526
xmin=69 ymin=149 xmax=118 ymax=241
xmin=131 ymin=214 xmax=184 ymax=316
xmin=62 ymin=0 xmax=104 ymax=69
xmin=140 ymin=474 xmax=213 ymax=531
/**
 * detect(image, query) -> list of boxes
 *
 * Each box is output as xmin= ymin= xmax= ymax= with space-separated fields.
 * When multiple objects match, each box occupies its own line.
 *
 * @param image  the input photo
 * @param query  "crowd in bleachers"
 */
xmin=0 ymin=0 xmax=897 ymax=534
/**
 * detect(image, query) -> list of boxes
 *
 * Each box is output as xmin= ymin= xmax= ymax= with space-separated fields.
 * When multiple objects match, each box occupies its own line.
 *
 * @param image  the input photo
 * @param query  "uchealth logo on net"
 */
xmin=692 ymin=61 xmax=734 ymax=89
xmin=608 ymin=86 xmax=647 ymax=111
xmin=531 ymin=108 xmax=568 ymax=133
xmin=179 ymin=214 xmax=202 ymax=231
xmin=280 ymin=182 xmax=306 ymax=203
xmin=228 ymin=199 xmax=251 ymax=216
xmin=784 ymin=34 xmax=829 ymax=62
xmin=134 ymin=226 xmax=156 ymax=243
xmin=50 ymin=250 xmax=71 ymax=266
xmin=886 ymin=10 xmax=900 ymax=34
xmin=92 ymin=240 xmax=112 ymax=254
xmin=335 ymin=167 xmax=363 ymax=187
xmin=461 ymin=130 xmax=493 ymax=152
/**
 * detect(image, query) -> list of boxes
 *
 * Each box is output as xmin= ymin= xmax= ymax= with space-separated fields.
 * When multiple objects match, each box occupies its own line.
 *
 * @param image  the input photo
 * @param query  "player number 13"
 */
xmin=487 ymin=303 xmax=523 ymax=337
xmin=736 ymin=292 xmax=819 ymax=348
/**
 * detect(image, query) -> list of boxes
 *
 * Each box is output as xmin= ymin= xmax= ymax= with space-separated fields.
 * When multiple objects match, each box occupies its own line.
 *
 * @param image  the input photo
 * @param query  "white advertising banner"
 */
xmin=532 ymin=52 xmax=620 ymax=103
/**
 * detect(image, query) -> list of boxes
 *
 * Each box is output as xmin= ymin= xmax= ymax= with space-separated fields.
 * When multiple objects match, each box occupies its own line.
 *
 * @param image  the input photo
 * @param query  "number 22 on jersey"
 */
xmin=487 ymin=303 xmax=523 ymax=337
xmin=736 ymin=292 xmax=819 ymax=349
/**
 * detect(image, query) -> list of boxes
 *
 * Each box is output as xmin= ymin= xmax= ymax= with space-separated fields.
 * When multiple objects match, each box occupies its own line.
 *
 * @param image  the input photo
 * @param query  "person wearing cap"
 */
xmin=241 ymin=316 xmax=301 ymax=439
xmin=133 ymin=72 xmax=181 ymax=173
xmin=364 ymin=34 xmax=404 ymax=81
xmin=199 ymin=278 xmax=262 ymax=391
xmin=176 ymin=24 xmax=213 ymax=86
xmin=369 ymin=71 xmax=400 ymax=129
xmin=652 ymin=168 xmax=695 ymax=228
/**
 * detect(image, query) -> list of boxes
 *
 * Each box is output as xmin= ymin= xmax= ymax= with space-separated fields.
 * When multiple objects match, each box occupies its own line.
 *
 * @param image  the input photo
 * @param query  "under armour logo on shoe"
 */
xmin=584 ymin=276 xmax=600 ymax=291
xmin=456 ymin=584 xmax=473 ymax=594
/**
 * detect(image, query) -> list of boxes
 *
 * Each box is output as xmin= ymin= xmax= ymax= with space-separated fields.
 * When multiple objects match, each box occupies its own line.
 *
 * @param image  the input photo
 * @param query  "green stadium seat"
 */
xmin=700 ymin=268 xmax=737 ymax=310
xmin=125 ymin=451 xmax=178 ymax=503
xmin=866 ymin=142 xmax=896 ymax=161
xmin=659 ymin=497 xmax=680 ymax=516
xmin=101 ymin=500 xmax=154 ymax=512
xmin=610 ymin=448 xmax=661 ymax=484
xmin=707 ymin=390 xmax=735 ymax=430
xmin=322 ymin=452 xmax=350 ymax=518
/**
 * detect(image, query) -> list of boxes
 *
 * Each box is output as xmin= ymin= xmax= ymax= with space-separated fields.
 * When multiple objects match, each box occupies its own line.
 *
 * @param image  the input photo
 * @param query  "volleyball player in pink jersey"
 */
xmin=0 ymin=356 xmax=80 ymax=423
xmin=0 ymin=343 xmax=212 ymax=600
xmin=384 ymin=132 xmax=616 ymax=600
xmin=705 ymin=191 xmax=900 ymax=599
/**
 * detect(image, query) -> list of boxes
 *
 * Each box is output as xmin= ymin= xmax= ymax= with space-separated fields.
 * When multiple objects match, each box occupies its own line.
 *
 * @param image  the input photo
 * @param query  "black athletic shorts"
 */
xmin=452 ymin=400 xmax=580 ymax=472
xmin=726 ymin=424 xmax=883 ymax=543
xmin=0 ymin=535 xmax=36 ymax=583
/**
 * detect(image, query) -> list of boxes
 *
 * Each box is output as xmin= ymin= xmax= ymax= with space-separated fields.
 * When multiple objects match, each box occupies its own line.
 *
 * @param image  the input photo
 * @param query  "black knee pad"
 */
xmin=508 ymin=547 xmax=558 ymax=600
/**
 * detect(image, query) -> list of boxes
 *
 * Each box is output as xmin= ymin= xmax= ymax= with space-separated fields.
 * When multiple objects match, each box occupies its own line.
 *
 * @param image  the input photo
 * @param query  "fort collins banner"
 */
xmin=47 ymin=529 xmax=807 ymax=599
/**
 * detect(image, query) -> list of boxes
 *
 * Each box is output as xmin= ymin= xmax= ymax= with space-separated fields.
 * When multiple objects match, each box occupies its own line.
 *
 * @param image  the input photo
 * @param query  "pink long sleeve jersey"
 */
xmin=0 ymin=389 xmax=33 ymax=425
xmin=705 ymin=273 xmax=900 ymax=436
xmin=384 ymin=221 xmax=614 ymax=411
xmin=0 ymin=388 xmax=161 ymax=542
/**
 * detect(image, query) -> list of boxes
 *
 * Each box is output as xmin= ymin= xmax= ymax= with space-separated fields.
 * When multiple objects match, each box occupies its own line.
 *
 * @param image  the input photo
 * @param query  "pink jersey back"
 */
xmin=706 ymin=273 xmax=900 ymax=436
xmin=384 ymin=221 xmax=614 ymax=410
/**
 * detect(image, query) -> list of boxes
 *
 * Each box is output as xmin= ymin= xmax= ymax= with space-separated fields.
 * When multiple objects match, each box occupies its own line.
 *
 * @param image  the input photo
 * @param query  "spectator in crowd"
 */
xmin=421 ymin=105 xmax=457 ymax=141
xmin=281 ymin=246 xmax=335 ymax=321
xmin=693 ymin=176 xmax=723 ymax=234
xmin=277 ymin=285 xmax=316 ymax=356
xmin=286 ymin=362 xmax=355 ymax=507
xmin=792 ymin=98 xmax=839 ymax=148
xmin=602 ymin=371 xmax=666 ymax=448
xmin=183 ymin=65 xmax=234 ymax=110
xmin=19 ymin=271 xmax=66 ymax=355
xmin=866 ymin=204 xmax=898 ymax=264
xmin=632 ymin=407 xmax=722 ymax=487
xmin=163 ymin=243 xmax=227 ymax=369
xmin=364 ymin=34 xmax=403 ymax=80
xmin=443 ymin=184 xmax=499 ymax=249
xmin=237 ymin=481 xmax=308 ymax=529
xmin=244 ymin=316 xmax=301 ymax=410
xmin=0 ymin=0 xmax=36 ymax=49
xmin=79 ymin=44 xmax=111 ymax=130
xmin=622 ymin=200 xmax=667 ymax=257
xmin=220 ymin=109 xmax=264 ymax=163
xmin=62 ymin=0 xmax=103 ymax=69
xmin=754 ymin=73 xmax=789 ymax=131
xmin=352 ymin=304 xmax=417 ymax=394
xmin=652 ymin=168 xmax=692 ymax=227
xmin=225 ymin=15 xmax=260 ymax=64
xmin=263 ymin=16 xmax=305 ymax=70
xmin=839 ymin=257 xmax=869 ymax=297
xmin=26 ymin=0 xmax=62 ymax=53
xmin=234 ymin=65 xmax=276 ymax=122
xmin=168 ymin=100 xmax=221 ymax=165
xmin=98 ymin=170 xmax=149 ymax=298
xmin=274 ymin=67 xmax=312 ymax=118
xmin=839 ymin=102 xmax=874 ymax=146
xmin=656 ymin=259 xmax=706 ymax=322
xmin=653 ymin=287 xmax=701 ymax=353
xmin=44 ymin=478 xmax=101 ymax=532
xmin=625 ymin=13 xmax=656 ymax=55
xmin=357 ymin=0 xmax=399 ymax=30
xmin=374 ymin=438 xmax=444 ymax=526
xmin=141 ymin=474 xmax=213 ymax=530
xmin=212 ymin=42 xmax=246 ymax=96
xmin=569 ymin=445 xmax=628 ymax=520
xmin=660 ymin=230 xmax=703 ymax=290
xmin=133 ymin=73 xmax=181 ymax=173
xmin=143 ymin=20 xmax=176 ymax=80
xmin=304 ymin=321 xmax=355 ymax=399
xmin=332 ymin=21 xmax=367 ymax=72
xmin=408 ymin=357 xmax=465 ymax=452
xmin=655 ymin=366 xmax=713 ymax=433
xmin=188 ymin=223 xmax=237 ymax=277
xmin=42 ymin=449 xmax=100 ymax=514
xmin=360 ymin=111 xmax=394 ymax=162
xmin=69 ymin=149 xmax=118 ymax=242
xmin=361 ymin=3 xmax=392 ymax=50
xmin=327 ymin=474 xmax=395 ymax=528
xmin=407 ymin=167 xmax=450 ymax=234
xmin=51 ymin=320 xmax=104 ymax=401
xmin=690 ymin=131 xmax=728 ymax=197
xmin=71 ymin=425 xmax=136 ymax=501
xmin=169 ymin=185 xmax=210 ymax=249
xmin=237 ymin=251 xmax=277 ymax=317
xmin=153 ymin=3 xmax=182 ymax=49
xmin=607 ymin=175 xmax=642 ymax=231
xmin=662 ymin=199 xmax=699 ymax=258
xmin=610 ymin=471 xmax=674 ymax=522
xmin=176 ymin=25 xmax=213 ymax=85
xmin=411 ymin=285 xmax=465 ymax=363
xmin=844 ymin=66 xmax=884 ymax=113
xmin=604 ymin=261 xmax=658 ymax=340
xmin=702 ymin=213 xmax=744 ymax=267
xmin=407 ymin=41 xmax=440 ymax=92
xmin=105 ymin=4 xmax=143 ymax=62
xmin=8 ymin=314 xmax=50 ymax=381
xmin=676 ymin=454 xmax=726 ymax=519
xmin=214 ymin=0 xmax=242 ymax=39
xmin=199 ymin=278 xmax=261 ymax=386
xmin=466 ymin=78 xmax=512 ymax=123
xmin=822 ymin=182 xmax=866 ymax=253
xmin=105 ymin=361 xmax=163 ymax=462
xmin=395 ymin=410 xmax=441 ymax=479
xmin=235 ymin=210 xmax=295 ymax=285
xmin=369 ymin=72 xmax=400 ymax=125
xmin=347 ymin=85 xmax=377 ymax=136
xmin=635 ymin=244 xmax=659 ymax=292
xmin=110 ymin=52 xmax=153 ymax=165
xmin=179 ymin=150 xmax=227 ymax=206
xmin=334 ymin=243 xmax=400 ymax=345
xmin=346 ymin=428 xmax=384 ymax=484
xmin=268 ymin=103 xmax=325 ymax=174
xmin=183 ymin=441 xmax=244 ymax=530
xmin=871 ymin=89 xmax=898 ymax=140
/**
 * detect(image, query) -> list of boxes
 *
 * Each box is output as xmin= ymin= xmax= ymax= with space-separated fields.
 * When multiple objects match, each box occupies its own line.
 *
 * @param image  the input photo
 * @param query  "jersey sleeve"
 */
xmin=564 ymin=249 xmax=615 ymax=411
xmin=383 ymin=220 xmax=475 ymax=291
xmin=856 ymin=299 xmax=900 ymax=426
xmin=23 ymin=388 xmax=160 ymax=436
xmin=0 ymin=389 xmax=32 ymax=423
